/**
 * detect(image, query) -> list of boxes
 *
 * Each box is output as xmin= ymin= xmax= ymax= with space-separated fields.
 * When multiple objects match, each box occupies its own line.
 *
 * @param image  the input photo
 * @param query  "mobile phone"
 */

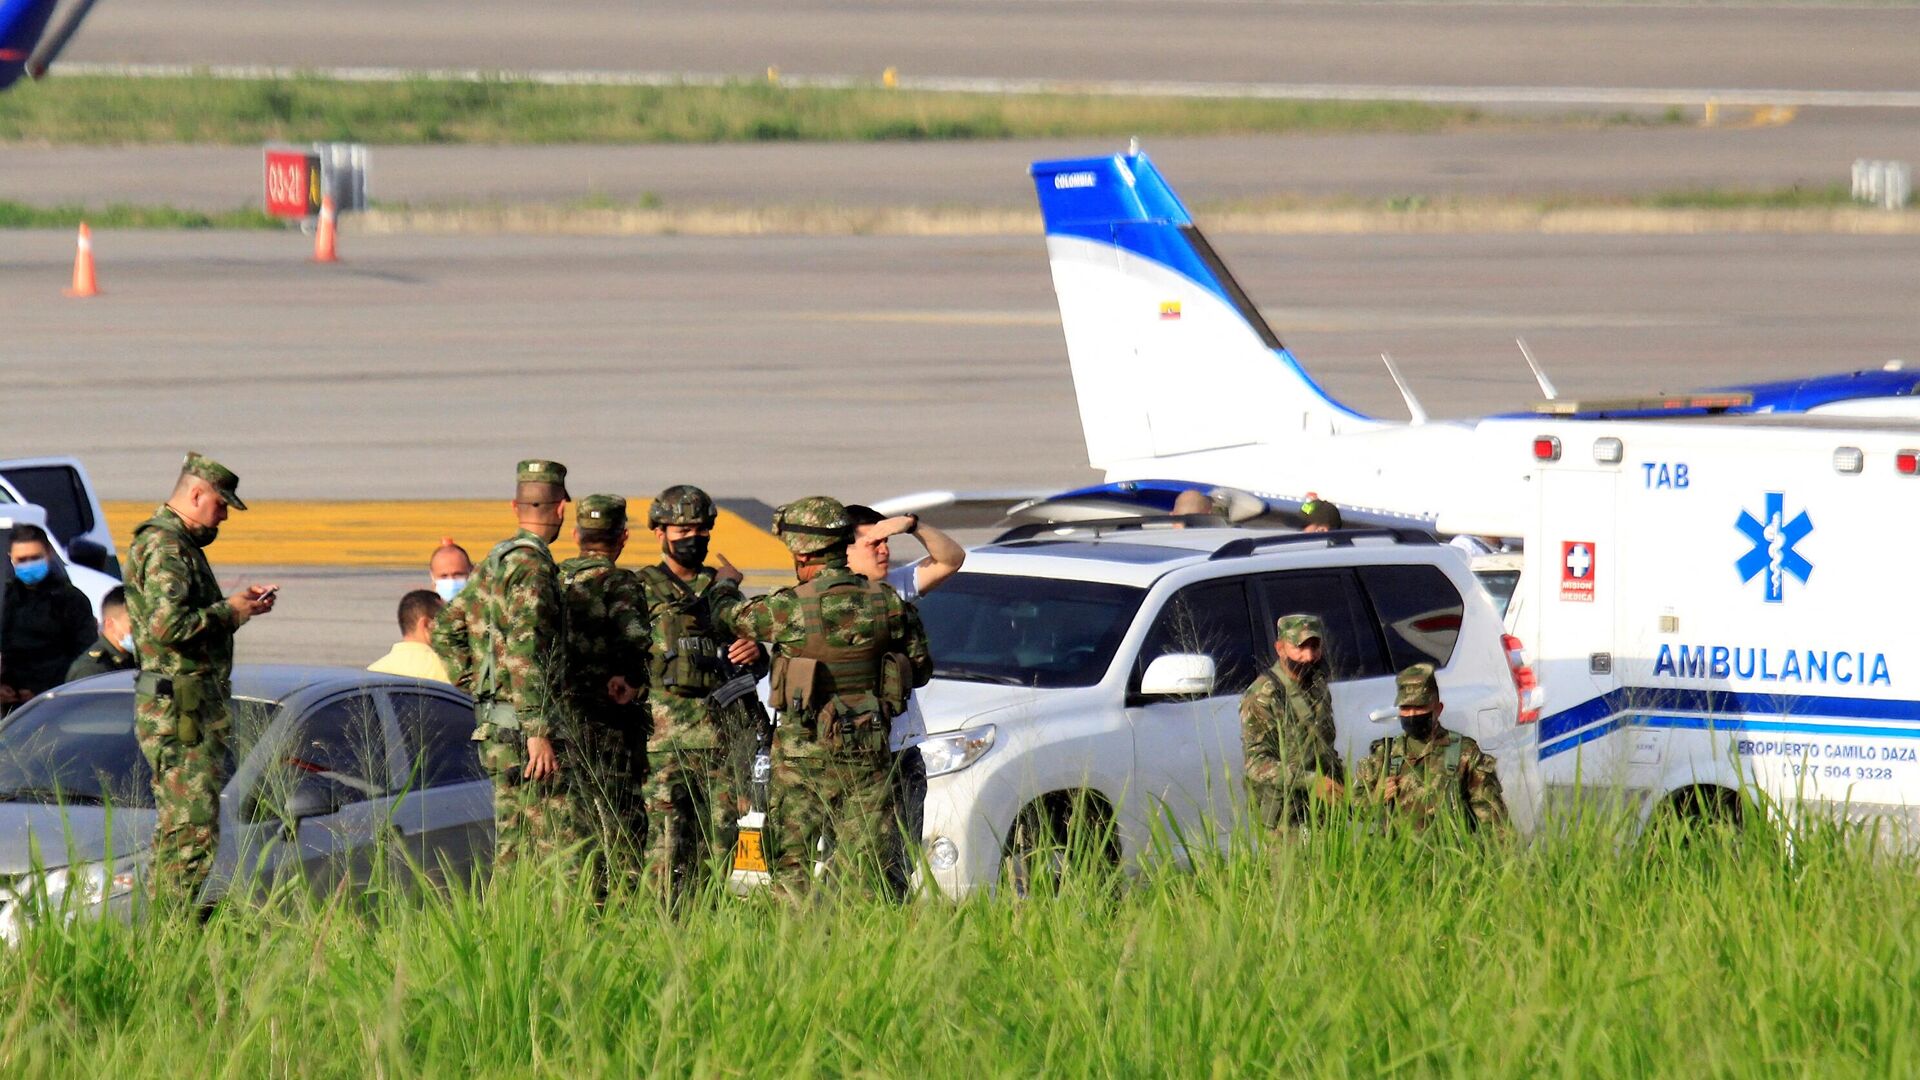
xmin=255 ymin=585 xmax=279 ymax=604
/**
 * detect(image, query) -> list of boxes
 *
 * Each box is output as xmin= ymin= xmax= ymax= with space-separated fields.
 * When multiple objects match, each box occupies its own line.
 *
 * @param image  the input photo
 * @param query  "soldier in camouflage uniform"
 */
xmin=124 ymin=453 xmax=278 ymax=907
xmin=722 ymin=496 xmax=932 ymax=900
xmin=1240 ymin=613 xmax=1346 ymax=829
xmin=432 ymin=460 xmax=582 ymax=870
xmin=1354 ymin=664 xmax=1509 ymax=834
xmin=556 ymin=494 xmax=652 ymax=884
xmin=634 ymin=484 xmax=764 ymax=904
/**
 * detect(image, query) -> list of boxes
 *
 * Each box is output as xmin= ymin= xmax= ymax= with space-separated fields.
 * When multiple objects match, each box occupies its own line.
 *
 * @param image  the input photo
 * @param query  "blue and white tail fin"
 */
xmin=0 ymin=0 xmax=58 ymax=89
xmin=1031 ymin=151 xmax=1378 ymax=470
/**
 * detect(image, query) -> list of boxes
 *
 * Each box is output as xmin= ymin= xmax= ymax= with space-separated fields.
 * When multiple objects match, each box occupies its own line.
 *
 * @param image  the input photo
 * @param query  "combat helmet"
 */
xmin=648 ymin=484 xmax=717 ymax=529
xmin=772 ymin=496 xmax=853 ymax=554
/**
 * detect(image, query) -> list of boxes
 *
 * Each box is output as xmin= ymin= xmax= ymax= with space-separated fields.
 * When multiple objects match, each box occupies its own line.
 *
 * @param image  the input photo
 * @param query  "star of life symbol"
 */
xmin=1735 ymin=492 xmax=1812 ymax=604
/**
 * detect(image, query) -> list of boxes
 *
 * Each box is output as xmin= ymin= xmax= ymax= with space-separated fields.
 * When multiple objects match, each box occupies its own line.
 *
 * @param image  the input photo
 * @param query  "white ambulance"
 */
xmin=1510 ymin=417 xmax=1920 ymax=830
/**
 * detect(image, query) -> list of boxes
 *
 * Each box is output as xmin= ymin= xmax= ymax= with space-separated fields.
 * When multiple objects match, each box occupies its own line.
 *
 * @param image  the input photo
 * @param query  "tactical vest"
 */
xmin=768 ymin=573 xmax=912 ymax=722
xmin=472 ymin=534 xmax=550 ymax=712
xmin=1381 ymin=734 xmax=1470 ymax=831
xmin=638 ymin=564 xmax=726 ymax=696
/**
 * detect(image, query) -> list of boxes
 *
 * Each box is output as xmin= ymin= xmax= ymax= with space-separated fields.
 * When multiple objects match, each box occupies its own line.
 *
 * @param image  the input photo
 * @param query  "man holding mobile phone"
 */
xmin=125 ymin=452 xmax=277 ymax=910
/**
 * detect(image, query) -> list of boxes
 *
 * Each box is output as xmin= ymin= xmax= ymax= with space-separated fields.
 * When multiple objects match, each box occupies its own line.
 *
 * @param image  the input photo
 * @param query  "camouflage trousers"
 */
xmin=642 ymin=744 xmax=743 ymax=905
xmin=767 ymin=737 xmax=901 ymax=902
xmin=571 ymin=719 xmax=649 ymax=891
xmin=479 ymin=735 xmax=587 ymax=873
xmin=134 ymin=694 xmax=229 ymax=908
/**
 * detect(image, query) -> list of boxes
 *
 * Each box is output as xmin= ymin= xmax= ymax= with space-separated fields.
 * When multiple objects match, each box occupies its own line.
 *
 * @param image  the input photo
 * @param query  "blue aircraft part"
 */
xmin=0 ymin=0 xmax=57 ymax=89
xmin=1493 ymin=367 xmax=1920 ymax=421
xmin=1030 ymin=152 xmax=1373 ymax=423
xmin=1714 ymin=367 xmax=1920 ymax=412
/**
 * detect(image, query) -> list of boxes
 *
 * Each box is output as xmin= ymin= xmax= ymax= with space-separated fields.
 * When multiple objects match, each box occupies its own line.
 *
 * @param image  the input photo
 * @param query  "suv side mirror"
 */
xmin=1139 ymin=654 xmax=1217 ymax=698
xmin=65 ymin=538 xmax=111 ymax=574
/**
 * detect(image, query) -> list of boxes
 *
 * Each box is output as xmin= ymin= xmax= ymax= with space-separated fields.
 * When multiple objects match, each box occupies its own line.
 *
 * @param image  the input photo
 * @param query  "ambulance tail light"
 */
xmin=1502 ymin=633 xmax=1542 ymax=724
xmin=1897 ymin=450 xmax=1919 ymax=475
xmin=1532 ymin=436 xmax=1561 ymax=462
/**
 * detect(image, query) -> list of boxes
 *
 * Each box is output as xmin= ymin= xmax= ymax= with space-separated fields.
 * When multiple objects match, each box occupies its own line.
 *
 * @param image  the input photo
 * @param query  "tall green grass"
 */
xmin=0 ymin=75 xmax=1485 ymax=145
xmin=1 ymin=806 xmax=1912 ymax=1076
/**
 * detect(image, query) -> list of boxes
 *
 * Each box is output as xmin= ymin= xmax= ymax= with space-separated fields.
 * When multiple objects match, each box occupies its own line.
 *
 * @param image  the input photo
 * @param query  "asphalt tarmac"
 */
xmin=9 ymin=116 xmax=1920 ymax=214
xmin=60 ymin=0 xmax=1920 ymax=95
xmin=8 ymin=227 xmax=1910 ymax=663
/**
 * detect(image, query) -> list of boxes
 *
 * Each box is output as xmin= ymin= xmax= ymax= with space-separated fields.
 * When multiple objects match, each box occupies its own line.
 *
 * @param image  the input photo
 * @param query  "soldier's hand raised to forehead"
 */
xmin=712 ymin=552 xmax=744 ymax=585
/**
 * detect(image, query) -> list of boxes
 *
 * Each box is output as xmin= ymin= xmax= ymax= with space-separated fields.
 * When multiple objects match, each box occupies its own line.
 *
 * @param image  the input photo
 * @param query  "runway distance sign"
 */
xmin=264 ymin=148 xmax=322 ymax=219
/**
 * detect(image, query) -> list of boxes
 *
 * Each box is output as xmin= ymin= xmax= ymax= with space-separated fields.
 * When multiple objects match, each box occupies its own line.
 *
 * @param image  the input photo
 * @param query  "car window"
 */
xmin=1474 ymin=569 xmax=1521 ymax=619
xmin=0 ymin=464 xmax=94 ymax=544
xmin=0 ymin=692 xmax=245 ymax=808
xmin=278 ymin=694 xmax=390 ymax=805
xmin=390 ymin=692 xmax=485 ymax=789
xmin=918 ymin=573 xmax=1146 ymax=689
xmin=1357 ymin=564 xmax=1466 ymax=670
xmin=1253 ymin=570 xmax=1389 ymax=681
xmin=1135 ymin=579 xmax=1258 ymax=696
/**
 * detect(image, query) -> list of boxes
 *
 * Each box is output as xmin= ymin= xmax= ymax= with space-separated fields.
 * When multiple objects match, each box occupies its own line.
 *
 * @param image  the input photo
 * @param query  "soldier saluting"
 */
xmin=124 ymin=452 xmax=277 ymax=908
xmin=723 ymin=496 xmax=931 ymax=900
xmin=433 ymin=460 xmax=579 ymax=869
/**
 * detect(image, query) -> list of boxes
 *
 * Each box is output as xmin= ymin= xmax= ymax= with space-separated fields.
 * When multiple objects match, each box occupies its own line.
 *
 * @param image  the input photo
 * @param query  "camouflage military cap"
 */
xmin=1396 ymin=663 xmax=1441 ymax=709
xmin=1300 ymin=497 xmax=1342 ymax=529
xmin=576 ymin=493 xmax=628 ymax=533
xmin=1274 ymin=613 xmax=1326 ymax=646
xmin=773 ymin=496 xmax=852 ymax=554
xmin=180 ymin=451 xmax=247 ymax=511
xmin=516 ymin=459 xmax=569 ymax=496
xmin=648 ymin=484 xmax=717 ymax=528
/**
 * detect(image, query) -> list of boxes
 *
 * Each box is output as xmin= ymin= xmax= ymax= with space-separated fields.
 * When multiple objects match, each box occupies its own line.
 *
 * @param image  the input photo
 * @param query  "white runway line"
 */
xmin=52 ymin=63 xmax=1920 ymax=110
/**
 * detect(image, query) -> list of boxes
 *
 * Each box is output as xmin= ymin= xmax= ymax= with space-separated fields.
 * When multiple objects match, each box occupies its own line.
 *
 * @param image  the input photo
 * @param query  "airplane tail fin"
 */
xmin=1030 ymin=150 xmax=1377 ymax=471
xmin=0 ymin=0 xmax=58 ymax=88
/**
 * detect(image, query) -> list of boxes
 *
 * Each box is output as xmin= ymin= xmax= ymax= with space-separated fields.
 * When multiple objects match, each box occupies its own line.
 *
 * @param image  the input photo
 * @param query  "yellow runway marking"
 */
xmin=102 ymin=501 xmax=793 ymax=573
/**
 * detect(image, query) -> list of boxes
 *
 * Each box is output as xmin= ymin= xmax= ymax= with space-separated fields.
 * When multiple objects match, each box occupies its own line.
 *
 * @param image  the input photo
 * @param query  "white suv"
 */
xmin=910 ymin=523 xmax=1544 ymax=896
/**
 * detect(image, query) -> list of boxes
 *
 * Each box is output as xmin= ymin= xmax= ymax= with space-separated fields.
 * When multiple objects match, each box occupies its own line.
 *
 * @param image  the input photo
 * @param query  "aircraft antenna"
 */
xmin=1380 ymin=353 xmax=1428 ymax=425
xmin=1517 ymin=338 xmax=1559 ymax=400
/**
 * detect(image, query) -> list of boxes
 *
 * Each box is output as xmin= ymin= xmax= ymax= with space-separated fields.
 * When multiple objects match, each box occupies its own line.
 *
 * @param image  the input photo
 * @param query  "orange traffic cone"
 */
xmin=313 ymin=196 xmax=339 ymax=263
xmin=64 ymin=222 xmax=100 ymax=298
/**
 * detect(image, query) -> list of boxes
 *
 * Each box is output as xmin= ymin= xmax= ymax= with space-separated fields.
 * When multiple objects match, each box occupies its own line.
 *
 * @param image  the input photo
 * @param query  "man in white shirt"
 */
xmin=844 ymin=504 xmax=965 ymax=886
xmin=368 ymin=590 xmax=453 ymax=684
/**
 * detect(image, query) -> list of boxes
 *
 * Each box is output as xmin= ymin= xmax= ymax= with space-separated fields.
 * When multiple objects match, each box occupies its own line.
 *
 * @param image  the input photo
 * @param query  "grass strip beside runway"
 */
xmin=100 ymin=500 xmax=794 ymax=573
xmin=0 ymin=75 xmax=1493 ymax=145
xmin=1 ymin=810 xmax=1913 ymax=1075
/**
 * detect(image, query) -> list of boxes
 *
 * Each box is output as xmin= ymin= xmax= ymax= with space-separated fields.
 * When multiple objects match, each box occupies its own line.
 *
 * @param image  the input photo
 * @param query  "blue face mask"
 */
xmin=434 ymin=577 xmax=467 ymax=603
xmin=12 ymin=558 xmax=50 ymax=587
xmin=118 ymin=633 xmax=135 ymax=653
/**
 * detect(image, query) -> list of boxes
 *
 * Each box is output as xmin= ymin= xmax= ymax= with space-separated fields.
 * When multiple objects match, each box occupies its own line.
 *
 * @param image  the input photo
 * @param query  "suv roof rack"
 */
xmin=991 ymin=514 xmax=1230 ymax=544
xmin=1208 ymin=527 xmax=1438 ymax=561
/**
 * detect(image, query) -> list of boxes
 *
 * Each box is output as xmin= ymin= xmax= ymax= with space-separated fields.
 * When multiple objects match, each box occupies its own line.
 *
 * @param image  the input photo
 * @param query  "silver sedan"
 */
xmin=0 ymin=665 xmax=491 ymax=938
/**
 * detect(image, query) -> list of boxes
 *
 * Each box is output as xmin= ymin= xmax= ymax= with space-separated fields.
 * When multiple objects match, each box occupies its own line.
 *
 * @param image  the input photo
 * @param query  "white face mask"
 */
xmin=434 ymin=577 xmax=468 ymax=603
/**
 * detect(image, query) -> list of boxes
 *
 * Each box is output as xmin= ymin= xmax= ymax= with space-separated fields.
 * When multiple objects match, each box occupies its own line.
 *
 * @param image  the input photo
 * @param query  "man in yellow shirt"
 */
xmin=368 ymin=590 xmax=452 ymax=683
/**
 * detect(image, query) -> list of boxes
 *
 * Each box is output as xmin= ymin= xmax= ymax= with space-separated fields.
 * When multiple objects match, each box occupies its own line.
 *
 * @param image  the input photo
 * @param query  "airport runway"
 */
xmin=10 ymin=228 xmax=1912 ymax=663
xmin=9 ymin=117 xmax=1920 ymax=214
xmin=7 ymin=229 xmax=1917 ymax=504
xmin=60 ymin=0 xmax=1920 ymax=96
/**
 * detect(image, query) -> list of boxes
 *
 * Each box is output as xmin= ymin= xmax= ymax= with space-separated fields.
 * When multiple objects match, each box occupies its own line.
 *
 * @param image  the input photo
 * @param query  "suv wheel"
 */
xmin=1002 ymin=794 xmax=1119 ymax=898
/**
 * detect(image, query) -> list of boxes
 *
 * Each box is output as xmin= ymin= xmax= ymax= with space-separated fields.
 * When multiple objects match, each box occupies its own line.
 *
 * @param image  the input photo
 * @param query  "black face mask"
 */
xmin=667 ymin=535 xmax=710 ymax=568
xmin=1399 ymin=709 xmax=1437 ymax=741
